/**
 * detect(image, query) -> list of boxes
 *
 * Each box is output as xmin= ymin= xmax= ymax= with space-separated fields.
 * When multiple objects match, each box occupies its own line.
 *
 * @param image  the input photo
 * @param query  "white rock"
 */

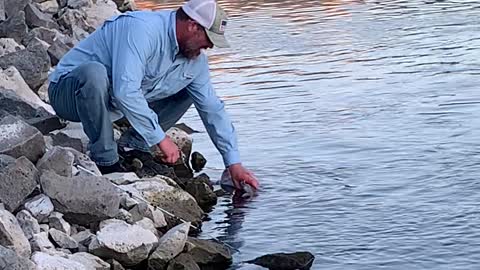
xmin=134 ymin=217 xmax=158 ymax=238
xmin=166 ymin=127 xmax=192 ymax=161
xmin=114 ymin=208 xmax=133 ymax=223
xmin=39 ymin=224 xmax=49 ymax=232
xmin=24 ymin=194 xmax=54 ymax=222
xmin=38 ymin=0 xmax=59 ymax=14
xmin=15 ymin=210 xmax=40 ymax=240
xmin=68 ymin=252 xmax=110 ymax=270
xmin=89 ymin=219 xmax=158 ymax=266
xmin=150 ymin=206 xmax=167 ymax=228
xmin=32 ymin=252 xmax=87 ymax=270
xmin=0 ymin=38 xmax=24 ymax=57
xmin=37 ymin=79 xmax=49 ymax=103
xmin=48 ymin=212 xmax=71 ymax=235
xmin=30 ymin=232 xmax=55 ymax=252
xmin=0 ymin=210 xmax=31 ymax=257
xmin=148 ymin=222 xmax=190 ymax=269
xmin=0 ymin=66 xmax=54 ymax=114
xmin=83 ymin=0 xmax=119 ymax=29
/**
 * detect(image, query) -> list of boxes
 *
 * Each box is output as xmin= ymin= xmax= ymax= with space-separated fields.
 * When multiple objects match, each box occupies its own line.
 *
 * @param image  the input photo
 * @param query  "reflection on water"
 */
xmin=137 ymin=0 xmax=480 ymax=269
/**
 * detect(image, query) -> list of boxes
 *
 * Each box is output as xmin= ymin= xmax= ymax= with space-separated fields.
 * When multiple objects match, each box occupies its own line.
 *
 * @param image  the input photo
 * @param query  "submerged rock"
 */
xmin=167 ymin=253 xmax=200 ymax=270
xmin=246 ymin=252 xmax=315 ymax=270
xmin=187 ymin=237 xmax=232 ymax=269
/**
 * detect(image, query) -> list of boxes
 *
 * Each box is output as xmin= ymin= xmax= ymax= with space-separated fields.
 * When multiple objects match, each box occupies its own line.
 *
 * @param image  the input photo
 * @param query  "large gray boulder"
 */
xmin=120 ymin=176 xmax=204 ymax=228
xmin=0 ymin=245 xmax=36 ymax=270
xmin=48 ymin=37 xmax=71 ymax=65
xmin=40 ymin=171 xmax=121 ymax=225
xmin=36 ymin=146 xmax=75 ymax=177
xmin=0 ymin=156 xmax=38 ymax=212
xmin=0 ymin=114 xmax=46 ymax=163
xmin=0 ymin=209 xmax=31 ymax=257
xmin=0 ymin=89 xmax=52 ymax=126
xmin=0 ymin=36 xmax=51 ymax=90
xmin=187 ymin=237 xmax=233 ymax=269
xmin=89 ymin=219 xmax=158 ymax=266
xmin=24 ymin=3 xmax=57 ymax=29
xmin=0 ymin=11 xmax=28 ymax=46
xmin=32 ymin=251 xmax=87 ymax=270
xmin=147 ymin=222 xmax=190 ymax=270
xmin=49 ymin=228 xmax=78 ymax=249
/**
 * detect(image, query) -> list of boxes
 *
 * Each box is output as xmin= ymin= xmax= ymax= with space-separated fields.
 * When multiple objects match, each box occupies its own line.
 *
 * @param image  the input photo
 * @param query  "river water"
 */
xmin=136 ymin=0 xmax=480 ymax=269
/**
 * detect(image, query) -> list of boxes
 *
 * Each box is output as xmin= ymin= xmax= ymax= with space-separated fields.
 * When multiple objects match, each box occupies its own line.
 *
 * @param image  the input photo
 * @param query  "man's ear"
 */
xmin=186 ymin=19 xmax=198 ymax=32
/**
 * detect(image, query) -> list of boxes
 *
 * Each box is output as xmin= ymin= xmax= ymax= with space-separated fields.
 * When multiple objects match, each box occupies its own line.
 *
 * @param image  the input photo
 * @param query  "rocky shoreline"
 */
xmin=0 ymin=0 xmax=314 ymax=269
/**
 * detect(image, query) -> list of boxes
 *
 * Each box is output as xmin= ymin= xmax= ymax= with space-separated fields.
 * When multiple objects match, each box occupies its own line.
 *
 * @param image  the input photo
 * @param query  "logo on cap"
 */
xmin=219 ymin=19 xmax=227 ymax=33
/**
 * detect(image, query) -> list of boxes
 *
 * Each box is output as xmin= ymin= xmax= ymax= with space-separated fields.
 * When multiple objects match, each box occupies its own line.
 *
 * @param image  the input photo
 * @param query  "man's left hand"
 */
xmin=228 ymin=163 xmax=259 ymax=190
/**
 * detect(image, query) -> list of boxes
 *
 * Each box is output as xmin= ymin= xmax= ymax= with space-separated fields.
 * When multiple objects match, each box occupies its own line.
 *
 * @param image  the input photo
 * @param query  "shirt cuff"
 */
xmin=145 ymin=129 xmax=166 ymax=147
xmin=223 ymin=150 xmax=241 ymax=167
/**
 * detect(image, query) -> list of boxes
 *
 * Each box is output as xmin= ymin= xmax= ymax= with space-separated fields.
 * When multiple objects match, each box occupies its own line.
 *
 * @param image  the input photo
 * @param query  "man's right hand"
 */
xmin=157 ymin=137 xmax=180 ymax=164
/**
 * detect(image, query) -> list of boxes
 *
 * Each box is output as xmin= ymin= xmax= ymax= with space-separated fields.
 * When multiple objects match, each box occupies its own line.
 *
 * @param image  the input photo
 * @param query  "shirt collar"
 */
xmin=169 ymin=11 xmax=180 ymax=56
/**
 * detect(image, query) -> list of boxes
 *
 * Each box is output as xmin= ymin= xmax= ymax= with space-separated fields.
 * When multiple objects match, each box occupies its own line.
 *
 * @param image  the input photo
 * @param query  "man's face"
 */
xmin=180 ymin=22 xmax=214 ymax=59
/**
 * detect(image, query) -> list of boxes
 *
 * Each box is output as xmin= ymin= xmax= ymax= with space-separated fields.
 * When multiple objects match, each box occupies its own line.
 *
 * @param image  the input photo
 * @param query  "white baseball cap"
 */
xmin=182 ymin=0 xmax=230 ymax=48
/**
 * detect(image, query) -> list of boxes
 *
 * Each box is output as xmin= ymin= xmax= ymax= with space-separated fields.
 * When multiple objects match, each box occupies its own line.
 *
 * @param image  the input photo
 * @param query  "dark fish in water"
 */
xmin=220 ymin=169 xmax=257 ymax=198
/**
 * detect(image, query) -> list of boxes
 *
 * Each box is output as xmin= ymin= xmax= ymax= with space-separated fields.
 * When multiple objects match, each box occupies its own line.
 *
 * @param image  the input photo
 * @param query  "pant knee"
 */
xmin=75 ymin=62 xmax=109 ymax=100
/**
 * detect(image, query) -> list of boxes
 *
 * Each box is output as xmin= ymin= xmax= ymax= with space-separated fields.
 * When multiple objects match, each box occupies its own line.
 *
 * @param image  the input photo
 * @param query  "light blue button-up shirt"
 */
xmin=49 ymin=10 xmax=240 ymax=166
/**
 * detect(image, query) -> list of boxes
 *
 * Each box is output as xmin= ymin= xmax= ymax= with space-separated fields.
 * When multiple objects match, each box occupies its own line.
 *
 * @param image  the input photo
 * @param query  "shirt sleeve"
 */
xmin=109 ymin=17 xmax=165 ymax=147
xmin=186 ymin=59 xmax=241 ymax=167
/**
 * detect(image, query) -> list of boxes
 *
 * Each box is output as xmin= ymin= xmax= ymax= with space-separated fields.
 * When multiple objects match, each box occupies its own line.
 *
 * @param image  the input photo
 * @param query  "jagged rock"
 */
xmin=0 ymin=90 xmax=51 ymax=126
xmin=24 ymin=27 xmax=56 ymax=46
xmin=69 ymin=252 xmax=110 ymax=270
xmin=67 ymin=0 xmax=92 ymax=8
xmin=120 ymin=176 xmax=204 ymax=229
xmin=0 ymin=36 xmax=51 ymax=90
xmin=37 ymin=146 xmax=74 ymax=177
xmin=148 ymin=222 xmax=190 ymax=270
xmin=0 ymin=11 xmax=28 ymax=44
xmin=24 ymin=3 xmax=57 ymax=29
xmin=48 ymin=37 xmax=70 ymax=65
xmin=32 ymin=251 xmax=87 ymax=269
xmin=0 ymin=67 xmax=54 ymax=114
xmin=40 ymin=171 xmax=121 ymax=225
xmin=134 ymin=217 xmax=159 ymax=238
xmin=191 ymin=151 xmax=207 ymax=172
xmin=0 ymin=0 xmax=4 ymax=21
xmin=26 ymin=115 xmax=66 ymax=135
xmin=0 ymin=245 xmax=36 ymax=270
xmin=16 ymin=210 xmax=40 ymax=240
xmin=49 ymin=228 xmax=78 ymax=249
xmin=246 ymin=252 xmax=315 ymax=270
xmin=71 ymin=230 xmax=94 ymax=246
xmin=115 ymin=208 xmax=133 ymax=223
xmin=0 ymin=209 xmax=31 ymax=257
xmin=89 ymin=219 xmax=158 ymax=266
xmin=48 ymin=212 xmax=71 ymax=235
xmin=48 ymin=132 xmax=83 ymax=154
xmin=0 ymin=156 xmax=38 ymax=212
xmin=83 ymin=0 xmax=119 ymax=29
xmin=67 ymin=146 xmax=102 ymax=176
xmin=167 ymin=253 xmax=200 ymax=270
xmin=37 ymin=0 xmax=59 ymax=14
xmin=57 ymin=8 xmax=93 ymax=42
xmin=49 ymin=122 xmax=89 ymax=153
xmin=0 ymin=38 xmax=24 ymax=57
xmin=187 ymin=237 xmax=232 ymax=269
xmin=184 ymin=176 xmax=217 ymax=211
xmin=119 ymin=192 xmax=139 ymax=210
xmin=24 ymin=194 xmax=54 ymax=222
xmin=31 ymin=231 xmax=55 ymax=252
xmin=4 ymin=0 xmax=29 ymax=19
xmin=0 ymin=115 xmax=45 ymax=163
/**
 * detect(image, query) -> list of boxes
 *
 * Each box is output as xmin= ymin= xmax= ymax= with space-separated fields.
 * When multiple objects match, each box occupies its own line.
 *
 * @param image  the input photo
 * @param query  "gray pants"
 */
xmin=48 ymin=61 xmax=192 ymax=166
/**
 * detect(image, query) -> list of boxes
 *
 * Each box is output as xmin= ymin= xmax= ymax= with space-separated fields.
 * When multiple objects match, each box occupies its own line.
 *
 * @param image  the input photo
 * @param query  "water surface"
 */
xmin=137 ymin=1 xmax=480 ymax=269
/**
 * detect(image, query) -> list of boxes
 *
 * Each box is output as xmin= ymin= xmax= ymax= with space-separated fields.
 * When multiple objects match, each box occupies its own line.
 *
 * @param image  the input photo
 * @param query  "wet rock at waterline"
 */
xmin=246 ymin=252 xmax=315 ymax=270
xmin=191 ymin=151 xmax=207 ymax=172
xmin=187 ymin=237 xmax=233 ymax=269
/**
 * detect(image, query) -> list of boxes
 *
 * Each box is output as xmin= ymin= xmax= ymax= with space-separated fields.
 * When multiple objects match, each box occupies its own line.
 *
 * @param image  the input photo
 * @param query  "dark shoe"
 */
xmin=97 ymin=162 xmax=127 ymax=175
